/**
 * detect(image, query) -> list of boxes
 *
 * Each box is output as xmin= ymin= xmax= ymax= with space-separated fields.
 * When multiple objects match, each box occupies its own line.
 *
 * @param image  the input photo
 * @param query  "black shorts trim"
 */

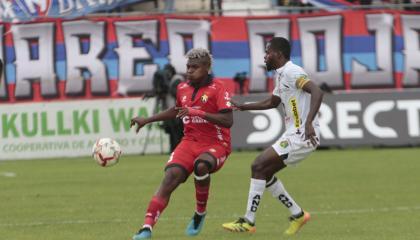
xmin=164 ymin=163 xmax=189 ymax=182
xmin=266 ymin=176 xmax=277 ymax=188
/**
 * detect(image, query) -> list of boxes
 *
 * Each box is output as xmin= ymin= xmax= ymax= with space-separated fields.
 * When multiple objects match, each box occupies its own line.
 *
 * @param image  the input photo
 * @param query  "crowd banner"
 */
xmin=0 ymin=10 xmax=419 ymax=104
xmin=0 ymin=0 xmax=146 ymax=22
xmin=0 ymin=98 xmax=169 ymax=160
xmin=231 ymin=90 xmax=420 ymax=149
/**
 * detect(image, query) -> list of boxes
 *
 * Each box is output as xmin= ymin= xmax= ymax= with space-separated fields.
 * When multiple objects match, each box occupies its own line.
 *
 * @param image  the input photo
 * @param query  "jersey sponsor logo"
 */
xmin=182 ymin=116 xmax=208 ymax=124
xmin=290 ymin=97 xmax=300 ymax=129
xmin=201 ymin=94 xmax=209 ymax=103
xmin=181 ymin=95 xmax=187 ymax=103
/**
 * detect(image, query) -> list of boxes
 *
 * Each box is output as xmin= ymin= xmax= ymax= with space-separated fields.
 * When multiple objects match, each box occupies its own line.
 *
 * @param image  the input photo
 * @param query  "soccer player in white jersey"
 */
xmin=222 ymin=37 xmax=323 ymax=235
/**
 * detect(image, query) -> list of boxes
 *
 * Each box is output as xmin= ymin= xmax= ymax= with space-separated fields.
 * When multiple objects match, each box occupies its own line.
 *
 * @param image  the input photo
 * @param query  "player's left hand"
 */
xmin=130 ymin=117 xmax=147 ymax=133
xmin=305 ymin=122 xmax=319 ymax=147
xmin=175 ymin=107 xmax=205 ymax=118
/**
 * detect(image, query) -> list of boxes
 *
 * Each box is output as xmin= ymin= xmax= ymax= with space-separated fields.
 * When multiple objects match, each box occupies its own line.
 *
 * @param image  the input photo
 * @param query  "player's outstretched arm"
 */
xmin=130 ymin=107 xmax=178 ymax=133
xmin=231 ymin=95 xmax=281 ymax=111
xmin=202 ymin=111 xmax=233 ymax=128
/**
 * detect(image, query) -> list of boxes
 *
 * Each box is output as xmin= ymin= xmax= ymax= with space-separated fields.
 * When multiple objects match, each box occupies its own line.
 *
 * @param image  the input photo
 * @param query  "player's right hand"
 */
xmin=130 ymin=117 xmax=147 ymax=133
xmin=230 ymin=99 xmax=243 ymax=111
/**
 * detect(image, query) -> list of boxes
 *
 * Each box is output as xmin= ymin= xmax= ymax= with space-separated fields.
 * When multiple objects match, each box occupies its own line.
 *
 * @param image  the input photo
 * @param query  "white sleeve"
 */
xmin=285 ymin=68 xmax=310 ymax=89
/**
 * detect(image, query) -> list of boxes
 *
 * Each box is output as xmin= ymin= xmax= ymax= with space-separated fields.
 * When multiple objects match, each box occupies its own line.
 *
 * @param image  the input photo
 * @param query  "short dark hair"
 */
xmin=269 ymin=37 xmax=291 ymax=60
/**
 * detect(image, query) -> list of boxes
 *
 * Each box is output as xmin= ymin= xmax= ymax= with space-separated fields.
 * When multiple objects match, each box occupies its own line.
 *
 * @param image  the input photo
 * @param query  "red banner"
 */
xmin=0 ymin=10 xmax=419 ymax=104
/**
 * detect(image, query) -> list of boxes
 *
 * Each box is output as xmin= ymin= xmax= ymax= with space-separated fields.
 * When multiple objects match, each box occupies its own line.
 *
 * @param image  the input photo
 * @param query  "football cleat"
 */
xmin=222 ymin=217 xmax=256 ymax=233
xmin=284 ymin=211 xmax=311 ymax=235
xmin=132 ymin=227 xmax=152 ymax=239
xmin=185 ymin=212 xmax=206 ymax=236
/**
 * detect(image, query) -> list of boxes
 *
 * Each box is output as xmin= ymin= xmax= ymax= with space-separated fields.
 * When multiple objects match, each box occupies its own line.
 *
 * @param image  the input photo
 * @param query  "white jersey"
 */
xmin=272 ymin=61 xmax=319 ymax=135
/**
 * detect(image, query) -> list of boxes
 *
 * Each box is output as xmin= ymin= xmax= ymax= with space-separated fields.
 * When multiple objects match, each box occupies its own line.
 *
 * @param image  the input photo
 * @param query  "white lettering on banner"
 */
xmin=298 ymin=15 xmax=343 ymax=88
xmin=336 ymin=101 xmax=363 ymax=139
xmin=397 ymin=100 xmax=420 ymax=137
xmin=166 ymin=19 xmax=210 ymax=74
xmin=401 ymin=15 xmax=420 ymax=86
xmin=114 ymin=20 xmax=159 ymax=94
xmin=247 ymin=19 xmax=290 ymax=91
xmin=13 ymin=23 xmax=57 ymax=98
xmin=351 ymin=14 xmax=394 ymax=87
xmin=58 ymin=0 xmax=74 ymax=14
xmin=318 ymin=103 xmax=335 ymax=139
xmin=237 ymin=96 xmax=420 ymax=146
xmin=246 ymin=109 xmax=282 ymax=144
xmin=0 ymin=1 xmax=17 ymax=19
xmin=363 ymin=101 xmax=397 ymax=138
xmin=62 ymin=20 xmax=108 ymax=95
xmin=0 ymin=14 xmax=419 ymax=101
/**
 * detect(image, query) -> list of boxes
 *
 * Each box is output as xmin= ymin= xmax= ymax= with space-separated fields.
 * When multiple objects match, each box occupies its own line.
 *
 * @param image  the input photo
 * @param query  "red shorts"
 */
xmin=165 ymin=139 xmax=231 ymax=176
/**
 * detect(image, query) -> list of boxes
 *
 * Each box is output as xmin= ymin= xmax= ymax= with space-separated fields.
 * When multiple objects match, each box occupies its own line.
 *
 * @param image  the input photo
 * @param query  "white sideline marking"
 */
xmin=1 ymin=205 xmax=420 ymax=228
xmin=0 ymin=172 xmax=16 ymax=177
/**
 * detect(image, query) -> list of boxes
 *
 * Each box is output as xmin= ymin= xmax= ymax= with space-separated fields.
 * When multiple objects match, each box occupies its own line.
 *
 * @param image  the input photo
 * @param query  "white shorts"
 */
xmin=271 ymin=131 xmax=319 ymax=166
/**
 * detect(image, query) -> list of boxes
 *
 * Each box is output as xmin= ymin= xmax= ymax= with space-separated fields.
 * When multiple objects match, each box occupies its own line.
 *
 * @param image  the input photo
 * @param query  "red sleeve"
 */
xmin=216 ymin=84 xmax=233 ymax=112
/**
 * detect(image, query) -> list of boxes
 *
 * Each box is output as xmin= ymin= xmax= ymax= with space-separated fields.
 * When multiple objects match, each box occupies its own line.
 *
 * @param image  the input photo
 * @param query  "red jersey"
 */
xmin=176 ymin=77 xmax=233 ymax=149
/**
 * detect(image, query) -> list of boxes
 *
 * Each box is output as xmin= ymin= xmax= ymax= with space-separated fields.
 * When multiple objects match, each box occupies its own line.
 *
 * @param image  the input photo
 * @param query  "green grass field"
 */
xmin=1 ymin=148 xmax=420 ymax=240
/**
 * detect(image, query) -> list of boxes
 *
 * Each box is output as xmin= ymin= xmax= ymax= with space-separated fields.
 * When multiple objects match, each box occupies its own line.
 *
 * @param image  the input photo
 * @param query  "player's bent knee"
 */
xmin=194 ymin=159 xmax=212 ymax=180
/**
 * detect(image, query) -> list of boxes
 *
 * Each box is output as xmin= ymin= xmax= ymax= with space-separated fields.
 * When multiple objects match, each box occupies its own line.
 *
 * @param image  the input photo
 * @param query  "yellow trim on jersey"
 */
xmin=289 ymin=97 xmax=300 ymax=128
xmin=296 ymin=76 xmax=310 ymax=89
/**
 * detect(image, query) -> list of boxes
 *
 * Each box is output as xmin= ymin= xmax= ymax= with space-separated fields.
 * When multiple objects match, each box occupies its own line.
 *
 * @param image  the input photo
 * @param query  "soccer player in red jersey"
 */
xmin=130 ymin=48 xmax=233 ymax=239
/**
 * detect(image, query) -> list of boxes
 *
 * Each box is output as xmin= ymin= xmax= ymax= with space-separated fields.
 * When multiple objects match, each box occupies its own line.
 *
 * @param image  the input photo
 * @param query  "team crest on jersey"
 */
xmin=280 ymin=140 xmax=289 ymax=148
xmin=201 ymin=94 xmax=209 ymax=103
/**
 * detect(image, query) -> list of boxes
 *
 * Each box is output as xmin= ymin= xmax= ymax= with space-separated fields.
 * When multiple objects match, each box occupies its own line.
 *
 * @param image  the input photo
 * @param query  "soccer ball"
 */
xmin=92 ymin=138 xmax=122 ymax=167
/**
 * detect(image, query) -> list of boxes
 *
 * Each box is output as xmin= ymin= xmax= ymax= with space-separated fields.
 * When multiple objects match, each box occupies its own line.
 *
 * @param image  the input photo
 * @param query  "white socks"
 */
xmin=266 ymin=176 xmax=302 ymax=216
xmin=244 ymin=177 xmax=302 ymax=224
xmin=244 ymin=178 xmax=266 ymax=224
